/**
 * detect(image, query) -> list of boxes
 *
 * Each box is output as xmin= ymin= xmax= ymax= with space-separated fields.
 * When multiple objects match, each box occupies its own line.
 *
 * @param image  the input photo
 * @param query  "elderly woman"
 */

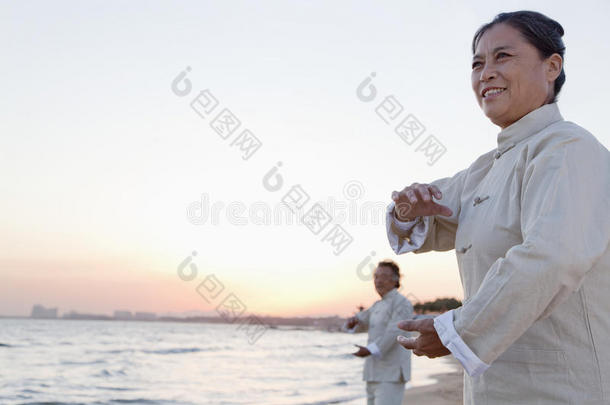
xmin=386 ymin=10 xmax=610 ymax=405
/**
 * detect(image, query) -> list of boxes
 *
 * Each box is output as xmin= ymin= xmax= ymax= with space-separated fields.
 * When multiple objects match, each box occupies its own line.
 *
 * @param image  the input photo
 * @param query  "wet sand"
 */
xmin=403 ymin=357 xmax=463 ymax=405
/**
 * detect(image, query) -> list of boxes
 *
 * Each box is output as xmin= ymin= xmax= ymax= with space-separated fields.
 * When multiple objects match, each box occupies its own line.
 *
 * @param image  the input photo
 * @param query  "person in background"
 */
xmin=345 ymin=260 xmax=415 ymax=405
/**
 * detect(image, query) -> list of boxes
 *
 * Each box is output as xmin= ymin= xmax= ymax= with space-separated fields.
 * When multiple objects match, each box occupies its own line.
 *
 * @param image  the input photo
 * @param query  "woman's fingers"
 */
xmin=418 ymin=184 xmax=443 ymax=201
xmin=394 ymin=183 xmax=440 ymax=206
xmin=416 ymin=184 xmax=432 ymax=202
xmin=430 ymin=184 xmax=442 ymax=199
xmin=406 ymin=188 xmax=417 ymax=204
xmin=405 ymin=183 xmax=435 ymax=203
xmin=392 ymin=184 xmax=452 ymax=218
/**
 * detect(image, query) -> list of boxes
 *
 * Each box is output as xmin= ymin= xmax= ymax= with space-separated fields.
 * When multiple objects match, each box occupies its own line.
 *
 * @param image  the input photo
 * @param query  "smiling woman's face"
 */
xmin=471 ymin=23 xmax=562 ymax=129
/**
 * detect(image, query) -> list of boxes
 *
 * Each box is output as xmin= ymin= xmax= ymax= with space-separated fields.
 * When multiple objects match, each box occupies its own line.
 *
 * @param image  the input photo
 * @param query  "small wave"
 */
xmin=108 ymin=399 xmax=167 ymax=404
xmin=21 ymin=389 xmax=42 ymax=394
xmin=60 ymin=359 xmax=106 ymax=366
xmin=103 ymin=346 xmax=224 ymax=355
xmin=17 ymin=402 xmax=75 ymax=405
xmin=94 ymin=368 xmax=127 ymax=378
xmin=141 ymin=347 xmax=204 ymax=355
xmin=0 ymin=343 xmax=11 ymax=347
xmin=95 ymin=386 xmax=135 ymax=392
xmin=299 ymin=394 xmax=365 ymax=405
xmin=104 ymin=349 xmax=135 ymax=354
xmin=18 ymin=401 xmax=169 ymax=405
xmin=334 ymin=380 xmax=348 ymax=386
xmin=97 ymin=369 xmax=112 ymax=377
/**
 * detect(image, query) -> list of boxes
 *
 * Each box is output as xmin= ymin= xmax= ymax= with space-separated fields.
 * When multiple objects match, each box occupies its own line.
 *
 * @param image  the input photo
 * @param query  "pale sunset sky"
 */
xmin=2 ymin=0 xmax=609 ymax=318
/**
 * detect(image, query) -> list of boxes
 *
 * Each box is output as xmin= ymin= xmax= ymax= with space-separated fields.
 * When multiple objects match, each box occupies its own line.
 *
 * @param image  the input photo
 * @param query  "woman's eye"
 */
xmin=473 ymin=53 xmax=510 ymax=68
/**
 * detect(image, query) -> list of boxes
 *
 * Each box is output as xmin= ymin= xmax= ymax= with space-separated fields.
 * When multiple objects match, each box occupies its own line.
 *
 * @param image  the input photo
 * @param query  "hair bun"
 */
xmin=550 ymin=20 xmax=565 ymax=36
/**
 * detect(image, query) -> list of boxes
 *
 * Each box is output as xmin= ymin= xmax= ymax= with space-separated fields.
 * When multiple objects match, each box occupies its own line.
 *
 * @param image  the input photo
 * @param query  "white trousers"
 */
xmin=365 ymin=381 xmax=406 ymax=405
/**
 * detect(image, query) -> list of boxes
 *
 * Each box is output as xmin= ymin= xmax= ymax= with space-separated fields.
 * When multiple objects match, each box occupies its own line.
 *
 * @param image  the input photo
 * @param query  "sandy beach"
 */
xmin=403 ymin=357 xmax=463 ymax=405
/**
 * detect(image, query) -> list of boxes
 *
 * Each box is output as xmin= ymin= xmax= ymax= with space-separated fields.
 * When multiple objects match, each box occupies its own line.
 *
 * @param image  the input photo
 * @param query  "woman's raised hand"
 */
xmin=391 ymin=183 xmax=453 ymax=221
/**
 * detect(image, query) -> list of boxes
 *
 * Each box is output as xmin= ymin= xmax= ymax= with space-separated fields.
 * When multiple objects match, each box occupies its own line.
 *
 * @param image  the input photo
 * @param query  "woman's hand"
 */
xmin=391 ymin=183 xmax=453 ymax=221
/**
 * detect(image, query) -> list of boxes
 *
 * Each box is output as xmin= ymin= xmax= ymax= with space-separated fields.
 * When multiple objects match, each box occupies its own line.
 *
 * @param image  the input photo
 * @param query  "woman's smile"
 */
xmin=483 ymin=88 xmax=507 ymax=100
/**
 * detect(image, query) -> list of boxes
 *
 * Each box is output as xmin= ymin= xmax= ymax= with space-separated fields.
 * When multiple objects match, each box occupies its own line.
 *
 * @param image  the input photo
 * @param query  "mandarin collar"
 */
xmin=494 ymin=102 xmax=564 ymax=159
xmin=382 ymin=287 xmax=397 ymax=300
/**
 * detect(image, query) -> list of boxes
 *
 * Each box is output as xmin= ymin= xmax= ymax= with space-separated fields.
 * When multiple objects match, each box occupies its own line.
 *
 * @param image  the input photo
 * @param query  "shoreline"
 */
xmin=403 ymin=357 xmax=463 ymax=404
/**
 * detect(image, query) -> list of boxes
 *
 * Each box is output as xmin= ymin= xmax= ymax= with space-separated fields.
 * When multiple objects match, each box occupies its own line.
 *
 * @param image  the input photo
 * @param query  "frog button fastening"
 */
xmin=473 ymin=195 xmax=490 ymax=206
xmin=457 ymin=243 xmax=472 ymax=254
xmin=494 ymin=143 xmax=516 ymax=159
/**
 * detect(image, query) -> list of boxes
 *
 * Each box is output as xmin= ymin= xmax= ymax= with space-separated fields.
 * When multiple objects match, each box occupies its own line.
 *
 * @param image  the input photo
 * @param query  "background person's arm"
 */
xmin=351 ymin=306 xmax=372 ymax=333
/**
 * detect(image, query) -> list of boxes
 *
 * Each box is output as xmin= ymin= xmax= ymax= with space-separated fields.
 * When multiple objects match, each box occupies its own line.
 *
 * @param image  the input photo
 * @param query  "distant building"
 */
xmin=134 ymin=312 xmax=157 ymax=321
xmin=113 ymin=310 xmax=133 ymax=320
xmin=31 ymin=304 xmax=58 ymax=319
xmin=62 ymin=311 xmax=111 ymax=321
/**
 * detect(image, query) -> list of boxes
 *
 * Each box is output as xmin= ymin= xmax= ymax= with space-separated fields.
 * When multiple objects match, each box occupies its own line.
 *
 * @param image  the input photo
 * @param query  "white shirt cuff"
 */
xmin=366 ymin=342 xmax=381 ymax=358
xmin=390 ymin=204 xmax=422 ymax=231
xmin=433 ymin=310 xmax=490 ymax=377
xmin=386 ymin=201 xmax=428 ymax=253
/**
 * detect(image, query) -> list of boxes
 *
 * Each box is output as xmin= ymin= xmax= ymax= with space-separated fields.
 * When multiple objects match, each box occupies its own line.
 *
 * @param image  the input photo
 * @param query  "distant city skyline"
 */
xmin=27 ymin=303 xmax=215 ymax=320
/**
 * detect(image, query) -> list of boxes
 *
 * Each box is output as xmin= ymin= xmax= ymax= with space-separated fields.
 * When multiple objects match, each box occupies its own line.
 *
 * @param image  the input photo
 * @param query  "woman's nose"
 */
xmin=479 ymin=63 xmax=497 ymax=83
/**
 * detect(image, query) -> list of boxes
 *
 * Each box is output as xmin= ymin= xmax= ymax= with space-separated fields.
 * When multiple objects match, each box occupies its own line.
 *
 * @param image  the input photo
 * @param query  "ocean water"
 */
xmin=0 ymin=318 xmax=456 ymax=405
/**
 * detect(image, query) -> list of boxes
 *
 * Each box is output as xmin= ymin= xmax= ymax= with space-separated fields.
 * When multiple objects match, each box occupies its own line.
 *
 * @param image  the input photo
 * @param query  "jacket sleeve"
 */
xmin=354 ymin=307 xmax=371 ymax=333
xmin=452 ymin=133 xmax=610 ymax=365
xmin=372 ymin=298 xmax=415 ymax=357
xmin=386 ymin=165 xmax=470 ymax=255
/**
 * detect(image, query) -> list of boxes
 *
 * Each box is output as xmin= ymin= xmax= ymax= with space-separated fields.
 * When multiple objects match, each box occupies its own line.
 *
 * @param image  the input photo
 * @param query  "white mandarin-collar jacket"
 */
xmin=386 ymin=102 xmax=610 ymax=404
xmin=352 ymin=288 xmax=414 ymax=383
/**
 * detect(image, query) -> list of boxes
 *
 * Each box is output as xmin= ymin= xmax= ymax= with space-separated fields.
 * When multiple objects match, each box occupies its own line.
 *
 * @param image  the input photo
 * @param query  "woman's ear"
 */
xmin=546 ymin=53 xmax=562 ymax=82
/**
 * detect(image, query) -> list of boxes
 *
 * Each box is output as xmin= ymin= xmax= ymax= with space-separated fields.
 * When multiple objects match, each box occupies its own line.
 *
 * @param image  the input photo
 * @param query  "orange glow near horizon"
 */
xmin=1 ymin=251 xmax=463 ymax=318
